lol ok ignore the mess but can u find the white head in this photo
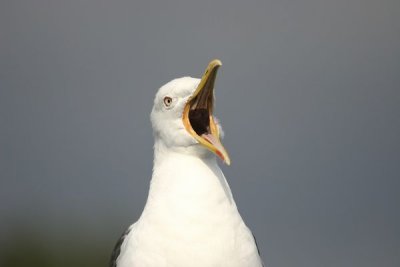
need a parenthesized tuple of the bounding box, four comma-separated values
(150, 60, 230, 165)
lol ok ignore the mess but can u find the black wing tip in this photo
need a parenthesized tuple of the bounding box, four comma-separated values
(109, 227, 131, 267)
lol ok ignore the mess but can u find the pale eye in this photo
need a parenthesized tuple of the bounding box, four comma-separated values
(163, 96, 173, 107)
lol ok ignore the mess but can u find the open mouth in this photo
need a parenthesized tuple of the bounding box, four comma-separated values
(187, 67, 215, 137)
(182, 59, 230, 165)
(189, 108, 210, 136)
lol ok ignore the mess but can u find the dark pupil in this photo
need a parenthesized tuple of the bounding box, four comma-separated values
(189, 109, 209, 135)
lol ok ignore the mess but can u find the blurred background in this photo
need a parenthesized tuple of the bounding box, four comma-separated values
(1, 0, 399, 266)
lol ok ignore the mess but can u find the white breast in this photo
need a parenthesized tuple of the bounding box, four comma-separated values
(116, 152, 263, 267)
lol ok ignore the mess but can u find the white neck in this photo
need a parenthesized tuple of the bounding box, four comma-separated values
(122, 139, 263, 267)
(146, 139, 235, 211)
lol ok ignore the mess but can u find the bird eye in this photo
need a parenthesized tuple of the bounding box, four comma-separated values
(163, 96, 173, 107)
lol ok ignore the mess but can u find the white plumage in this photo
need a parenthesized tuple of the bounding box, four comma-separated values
(111, 61, 263, 267)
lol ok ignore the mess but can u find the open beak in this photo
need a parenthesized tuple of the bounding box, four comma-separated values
(182, 59, 231, 165)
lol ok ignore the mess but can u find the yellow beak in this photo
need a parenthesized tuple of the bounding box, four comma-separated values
(182, 59, 231, 165)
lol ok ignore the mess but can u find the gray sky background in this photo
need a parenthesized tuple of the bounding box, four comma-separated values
(1, 0, 399, 266)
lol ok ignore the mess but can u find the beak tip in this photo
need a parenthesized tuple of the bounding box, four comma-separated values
(215, 150, 230, 166)
(211, 59, 222, 67)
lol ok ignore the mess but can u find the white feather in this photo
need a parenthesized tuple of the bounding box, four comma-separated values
(116, 77, 263, 267)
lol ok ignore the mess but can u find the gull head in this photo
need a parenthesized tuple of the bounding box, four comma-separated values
(150, 59, 230, 165)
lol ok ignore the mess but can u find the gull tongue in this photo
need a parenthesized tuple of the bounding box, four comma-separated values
(201, 133, 229, 164)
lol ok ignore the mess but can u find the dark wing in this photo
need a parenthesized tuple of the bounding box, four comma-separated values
(252, 233, 261, 256)
(109, 227, 132, 267)
(253, 233, 265, 267)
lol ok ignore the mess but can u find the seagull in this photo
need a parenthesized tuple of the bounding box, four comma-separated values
(110, 59, 264, 267)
